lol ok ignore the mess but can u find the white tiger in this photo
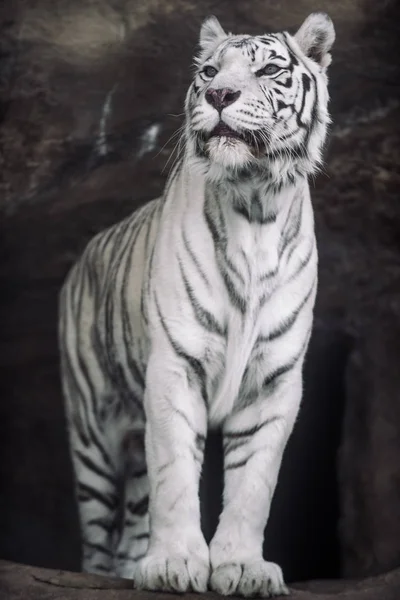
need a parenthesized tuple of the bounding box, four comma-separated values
(59, 12, 335, 597)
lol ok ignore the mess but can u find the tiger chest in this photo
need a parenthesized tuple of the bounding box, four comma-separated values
(200, 309, 283, 409)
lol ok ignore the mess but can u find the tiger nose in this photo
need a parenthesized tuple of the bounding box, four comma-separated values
(205, 88, 241, 112)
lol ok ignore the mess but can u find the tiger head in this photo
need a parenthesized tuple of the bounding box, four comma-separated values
(185, 13, 335, 181)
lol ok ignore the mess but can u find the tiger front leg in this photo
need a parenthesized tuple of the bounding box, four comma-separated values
(133, 352, 209, 593)
(210, 372, 303, 597)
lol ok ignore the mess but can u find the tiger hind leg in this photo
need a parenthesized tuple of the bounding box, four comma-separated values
(69, 418, 121, 576)
(114, 429, 149, 578)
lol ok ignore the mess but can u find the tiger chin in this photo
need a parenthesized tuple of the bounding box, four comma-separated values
(59, 11, 335, 599)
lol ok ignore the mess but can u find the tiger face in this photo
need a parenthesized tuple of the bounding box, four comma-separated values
(185, 13, 335, 176)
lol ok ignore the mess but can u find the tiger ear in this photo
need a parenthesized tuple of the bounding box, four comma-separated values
(294, 12, 335, 68)
(199, 16, 227, 53)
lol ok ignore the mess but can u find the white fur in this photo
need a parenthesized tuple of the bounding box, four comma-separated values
(294, 12, 335, 69)
(59, 12, 334, 597)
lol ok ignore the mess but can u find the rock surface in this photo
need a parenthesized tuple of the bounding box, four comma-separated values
(1, 560, 400, 600)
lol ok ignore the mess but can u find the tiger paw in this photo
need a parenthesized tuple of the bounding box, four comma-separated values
(114, 556, 137, 579)
(210, 560, 289, 597)
(133, 553, 210, 593)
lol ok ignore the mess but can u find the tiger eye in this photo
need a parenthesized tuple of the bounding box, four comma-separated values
(203, 65, 218, 78)
(256, 64, 281, 77)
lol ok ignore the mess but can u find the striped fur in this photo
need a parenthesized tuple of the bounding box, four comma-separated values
(59, 12, 334, 597)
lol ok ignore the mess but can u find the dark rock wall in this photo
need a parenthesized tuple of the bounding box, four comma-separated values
(0, 0, 399, 581)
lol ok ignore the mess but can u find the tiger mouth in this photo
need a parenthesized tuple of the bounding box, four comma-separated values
(201, 122, 261, 149)
(210, 123, 243, 140)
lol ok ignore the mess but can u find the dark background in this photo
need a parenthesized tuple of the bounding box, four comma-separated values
(0, 0, 400, 585)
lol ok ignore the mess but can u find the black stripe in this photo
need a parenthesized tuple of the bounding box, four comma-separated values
(279, 193, 299, 244)
(225, 440, 281, 471)
(116, 552, 146, 561)
(259, 264, 279, 282)
(87, 517, 115, 534)
(75, 276, 100, 417)
(203, 188, 247, 304)
(258, 35, 275, 46)
(120, 213, 151, 393)
(303, 71, 320, 150)
(182, 228, 211, 290)
(63, 287, 93, 434)
(138, 206, 157, 327)
(225, 456, 252, 470)
(83, 541, 113, 557)
(168, 489, 186, 513)
(155, 293, 208, 404)
(129, 467, 147, 478)
(86, 420, 114, 470)
(204, 188, 247, 306)
(141, 245, 155, 325)
(233, 190, 277, 225)
(279, 213, 302, 258)
(257, 279, 316, 344)
(265, 143, 308, 163)
(170, 403, 204, 443)
(284, 37, 299, 66)
(97, 222, 120, 263)
(178, 257, 226, 336)
(225, 254, 246, 285)
(60, 342, 90, 446)
(223, 437, 248, 455)
(124, 519, 140, 527)
(220, 266, 247, 314)
(287, 241, 315, 283)
(90, 324, 140, 416)
(104, 220, 135, 389)
(70, 412, 90, 448)
(240, 249, 252, 282)
(277, 127, 302, 143)
(276, 99, 291, 113)
(76, 450, 117, 486)
(263, 361, 298, 390)
(77, 482, 118, 511)
(127, 496, 149, 517)
(296, 73, 312, 128)
(286, 35, 322, 154)
(204, 191, 226, 247)
(157, 461, 173, 477)
(275, 76, 293, 88)
(132, 532, 149, 540)
(262, 331, 311, 392)
(279, 195, 303, 258)
(224, 416, 282, 440)
(85, 250, 96, 298)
